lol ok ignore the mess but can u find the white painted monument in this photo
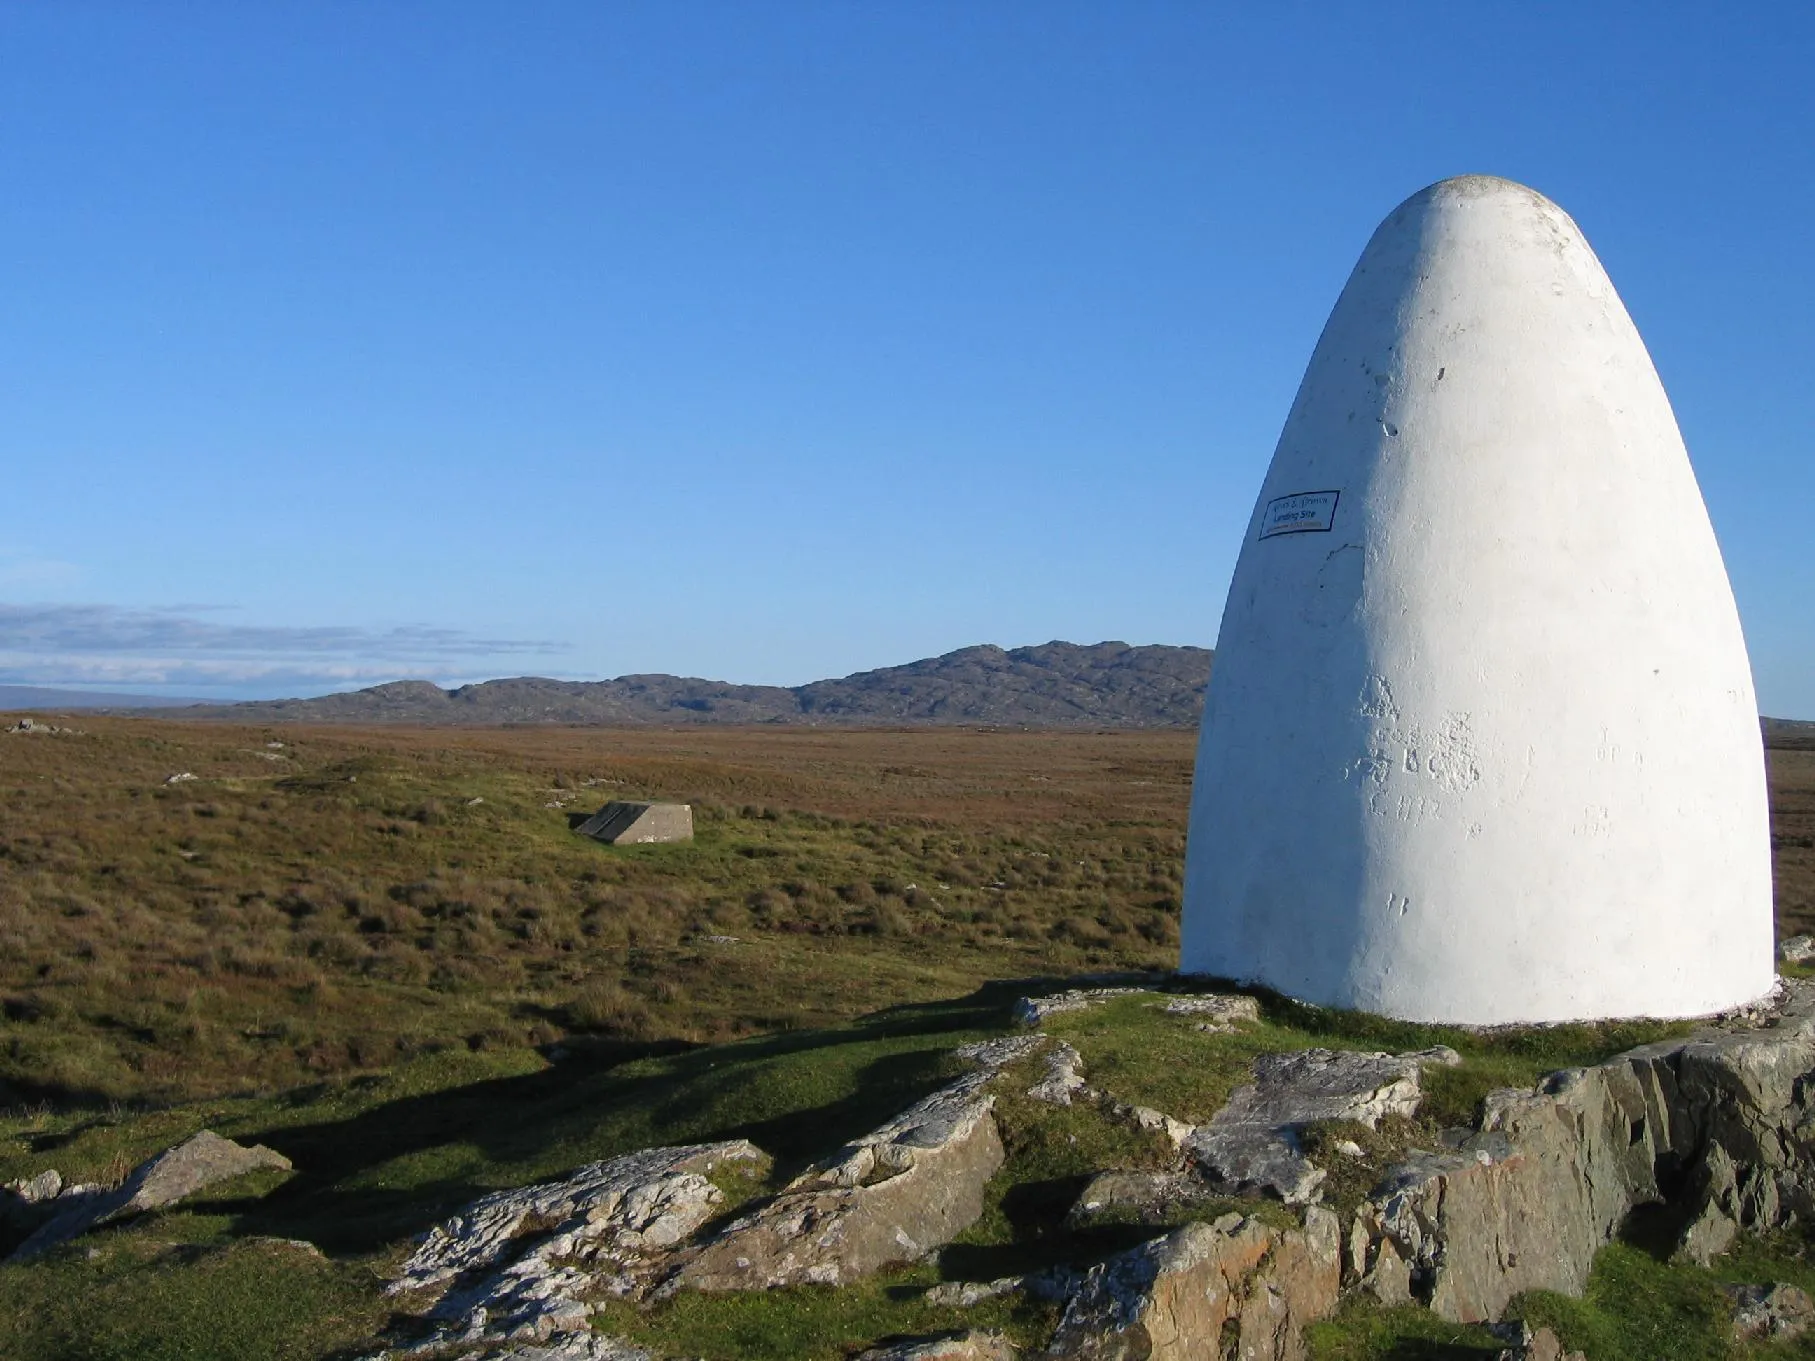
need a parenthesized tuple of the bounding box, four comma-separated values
(1180, 175, 1774, 1024)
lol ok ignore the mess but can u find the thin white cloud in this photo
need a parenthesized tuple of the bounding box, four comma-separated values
(0, 602, 569, 693)
(0, 655, 452, 689)
(0, 603, 564, 660)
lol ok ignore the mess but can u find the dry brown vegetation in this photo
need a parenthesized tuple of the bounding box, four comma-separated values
(0, 719, 1190, 1106)
(1771, 743, 1815, 934)
(1, 714, 1808, 1112)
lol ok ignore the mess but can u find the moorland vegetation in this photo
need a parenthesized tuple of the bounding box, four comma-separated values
(0, 716, 1810, 1360)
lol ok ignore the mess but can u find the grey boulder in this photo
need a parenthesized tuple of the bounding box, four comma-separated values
(10, 1130, 291, 1261)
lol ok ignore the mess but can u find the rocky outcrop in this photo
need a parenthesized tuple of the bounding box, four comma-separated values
(1044, 1208, 1341, 1361)
(359, 977, 1815, 1358)
(662, 1070, 1004, 1293)
(386, 1141, 765, 1349)
(1340, 979, 1815, 1323)
(1183, 1047, 1458, 1204)
(10, 1130, 291, 1261)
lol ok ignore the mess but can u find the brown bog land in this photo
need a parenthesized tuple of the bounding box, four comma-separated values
(0, 716, 1808, 1106)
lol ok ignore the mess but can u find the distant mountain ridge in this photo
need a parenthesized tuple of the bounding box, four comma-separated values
(154, 641, 1217, 728)
(0, 685, 208, 711)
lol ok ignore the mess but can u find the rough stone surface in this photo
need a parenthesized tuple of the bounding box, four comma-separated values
(853, 1331, 1017, 1361)
(952, 1035, 1050, 1070)
(1013, 989, 1154, 1027)
(1338, 979, 1815, 1324)
(1025, 1042, 1088, 1106)
(1160, 994, 1261, 1030)
(6, 1170, 62, 1203)
(1781, 935, 1815, 965)
(10, 1130, 291, 1261)
(925, 1270, 1077, 1308)
(1183, 1048, 1444, 1204)
(1724, 1282, 1815, 1341)
(1064, 1171, 1227, 1230)
(388, 1141, 765, 1347)
(1045, 1208, 1341, 1361)
(663, 1071, 1004, 1293)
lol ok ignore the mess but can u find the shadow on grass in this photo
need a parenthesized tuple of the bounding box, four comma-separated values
(223, 983, 1022, 1253)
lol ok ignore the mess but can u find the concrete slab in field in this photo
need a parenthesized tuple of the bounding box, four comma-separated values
(575, 800, 693, 845)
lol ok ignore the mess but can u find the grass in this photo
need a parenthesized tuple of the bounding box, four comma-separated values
(591, 1270, 1051, 1361)
(0, 719, 1192, 1106)
(0, 963, 1804, 1359)
(0, 718, 1811, 1357)
(0, 967, 1691, 1360)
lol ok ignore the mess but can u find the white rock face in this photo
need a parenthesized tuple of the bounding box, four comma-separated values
(1181, 175, 1773, 1023)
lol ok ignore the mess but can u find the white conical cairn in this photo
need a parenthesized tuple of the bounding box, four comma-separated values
(1180, 175, 1773, 1024)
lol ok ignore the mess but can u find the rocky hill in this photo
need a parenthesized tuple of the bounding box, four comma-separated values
(151, 641, 1216, 728)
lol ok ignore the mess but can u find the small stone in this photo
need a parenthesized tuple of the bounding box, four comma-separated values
(1125, 1104, 1193, 1146)
(1025, 1042, 1088, 1106)
(1781, 935, 1815, 965)
(1725, 1282, 1815, 1340)
(165, 772, 197, 784)
(852, 1331, 1017, 1361)
(924, 1276, 1022, 1307)
(1064, 1171, 1224, 1230)
(10, 1170, 62, 1203)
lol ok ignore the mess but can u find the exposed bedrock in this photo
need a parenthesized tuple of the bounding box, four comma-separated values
(1347, 979, 1815, 1322)
(386, 1141, 767, 1350)
(9, 1130, 292, 1262)
(661, 1068, 1004, 1292)
(363, 980, 1815, 1356)
(1183, 1045, 1459, 1204)
(1045, 1208, 1342, 1361)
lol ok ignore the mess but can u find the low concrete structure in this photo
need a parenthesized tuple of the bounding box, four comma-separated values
(575, 801, 693, 845)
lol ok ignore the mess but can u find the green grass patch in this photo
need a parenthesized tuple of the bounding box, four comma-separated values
(593, 1267, 1054, 1361)
(0, 1233, 388, 1361)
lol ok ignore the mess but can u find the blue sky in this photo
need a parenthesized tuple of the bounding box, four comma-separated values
(3, 3, 1811, 715)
